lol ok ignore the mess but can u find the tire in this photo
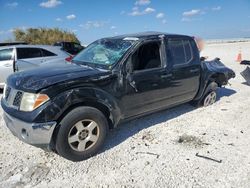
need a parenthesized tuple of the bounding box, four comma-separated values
(202, 90, 217, 107)
(55, 106, 108, 161)
(191, 81, 218, 107)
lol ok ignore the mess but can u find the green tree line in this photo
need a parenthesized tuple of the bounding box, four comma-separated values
(13, 28, 80, 45)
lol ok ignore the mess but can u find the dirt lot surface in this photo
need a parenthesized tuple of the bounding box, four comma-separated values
(0, 42, 250, 188)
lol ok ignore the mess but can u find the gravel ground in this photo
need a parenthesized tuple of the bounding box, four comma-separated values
(0, 42, 250, 188)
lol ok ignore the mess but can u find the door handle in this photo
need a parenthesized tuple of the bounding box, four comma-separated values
(161, 73, 173, 79)
(190, 68, 199, 73)
(129, 81, 138, 92)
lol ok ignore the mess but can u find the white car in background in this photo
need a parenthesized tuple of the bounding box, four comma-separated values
(0, 45, 70, 88)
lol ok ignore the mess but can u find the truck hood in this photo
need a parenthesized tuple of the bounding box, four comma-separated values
(7, 63, 111, 92)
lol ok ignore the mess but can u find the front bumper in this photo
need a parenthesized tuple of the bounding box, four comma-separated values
(3, 112, 57, 149)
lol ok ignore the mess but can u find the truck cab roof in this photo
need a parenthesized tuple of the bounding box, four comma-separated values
(106, 31, 192, 41)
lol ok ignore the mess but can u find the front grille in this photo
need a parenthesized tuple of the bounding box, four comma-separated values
(4, 86, 23, 109)
(13, 91, 23, 107)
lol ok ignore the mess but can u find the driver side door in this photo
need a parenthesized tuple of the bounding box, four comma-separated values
(121, 39, 171, 118)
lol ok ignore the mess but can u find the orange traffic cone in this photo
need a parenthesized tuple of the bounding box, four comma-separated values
(236, 51, 242, 62)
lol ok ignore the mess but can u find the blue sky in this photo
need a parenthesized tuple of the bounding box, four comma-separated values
(0, 0, 250, 44)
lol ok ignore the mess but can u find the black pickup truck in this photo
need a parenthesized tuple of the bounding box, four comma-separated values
(1, 32, 235, 161)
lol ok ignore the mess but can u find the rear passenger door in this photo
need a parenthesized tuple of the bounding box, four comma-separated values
(165, 37, 200, 103)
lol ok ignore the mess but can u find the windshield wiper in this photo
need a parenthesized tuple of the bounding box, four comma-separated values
(71, 60, 108, 71)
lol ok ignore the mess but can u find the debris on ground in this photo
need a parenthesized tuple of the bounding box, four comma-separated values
(135, 151, 160, 159)
(195, 153, 222, 163)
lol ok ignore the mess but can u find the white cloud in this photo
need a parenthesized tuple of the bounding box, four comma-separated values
(162, 19, 167, 24)
(129, 7, 155, 16)
(55, 18, 62, 21)
(80, 21, 108, 29)
(212, 6, 221, 11)
(129, 11, 141, 16)
(135, 0, 151, 6)
(156, 13, 164, 19)
(6, 2, 18, 8)
(66, 14, 76, 20)
(40, 0, 62, 8)
(144, 7, 155, 13)
(183, 9, 201, 17)
(110, 26, 117, 30)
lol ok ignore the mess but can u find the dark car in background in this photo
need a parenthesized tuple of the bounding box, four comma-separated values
(54, 41, 84, 55)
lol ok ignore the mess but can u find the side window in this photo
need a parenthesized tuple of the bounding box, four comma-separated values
(0, 48, 13, 61)
(167, 38, 193, 66)
(41, 49, 57, 57)
(17, 48, 42, 59)
(130, 41, 161, 72)
(183, 40, 192, 63)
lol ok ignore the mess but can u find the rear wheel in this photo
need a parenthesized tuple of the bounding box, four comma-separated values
(203, 91, 217, 107)
(55, 107, 108, 161)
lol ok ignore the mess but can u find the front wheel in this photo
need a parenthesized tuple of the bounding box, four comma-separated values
(55, 107, 108, 161)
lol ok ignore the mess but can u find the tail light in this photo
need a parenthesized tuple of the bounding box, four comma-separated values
(65, 55, 74, 62)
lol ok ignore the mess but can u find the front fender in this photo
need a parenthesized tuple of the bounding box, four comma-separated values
(34, 87, 122, 126)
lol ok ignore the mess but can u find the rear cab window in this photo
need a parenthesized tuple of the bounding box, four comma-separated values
(17, 48, 43, 59)
(166, 37, 194, 66)
(0, 48, 14, 61)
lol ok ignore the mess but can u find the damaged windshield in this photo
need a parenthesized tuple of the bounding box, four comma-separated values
(72, 39, 135, 69)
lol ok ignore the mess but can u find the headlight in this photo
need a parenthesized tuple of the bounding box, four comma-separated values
(20, 93, 49, 112)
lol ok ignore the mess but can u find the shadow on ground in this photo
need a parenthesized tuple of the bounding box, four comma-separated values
(102, 87, 236, 153)
(216, 87, 236, 100)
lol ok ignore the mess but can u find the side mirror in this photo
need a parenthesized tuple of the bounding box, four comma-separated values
(125, 61, 138, 92)
(125, 56, 133, 75)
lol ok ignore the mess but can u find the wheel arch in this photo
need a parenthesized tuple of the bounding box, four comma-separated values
(209, 73, 227, 87)
(57, 101, 115, 129)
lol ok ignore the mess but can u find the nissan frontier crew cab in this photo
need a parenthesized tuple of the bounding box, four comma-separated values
(1, 32, 235, 161)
